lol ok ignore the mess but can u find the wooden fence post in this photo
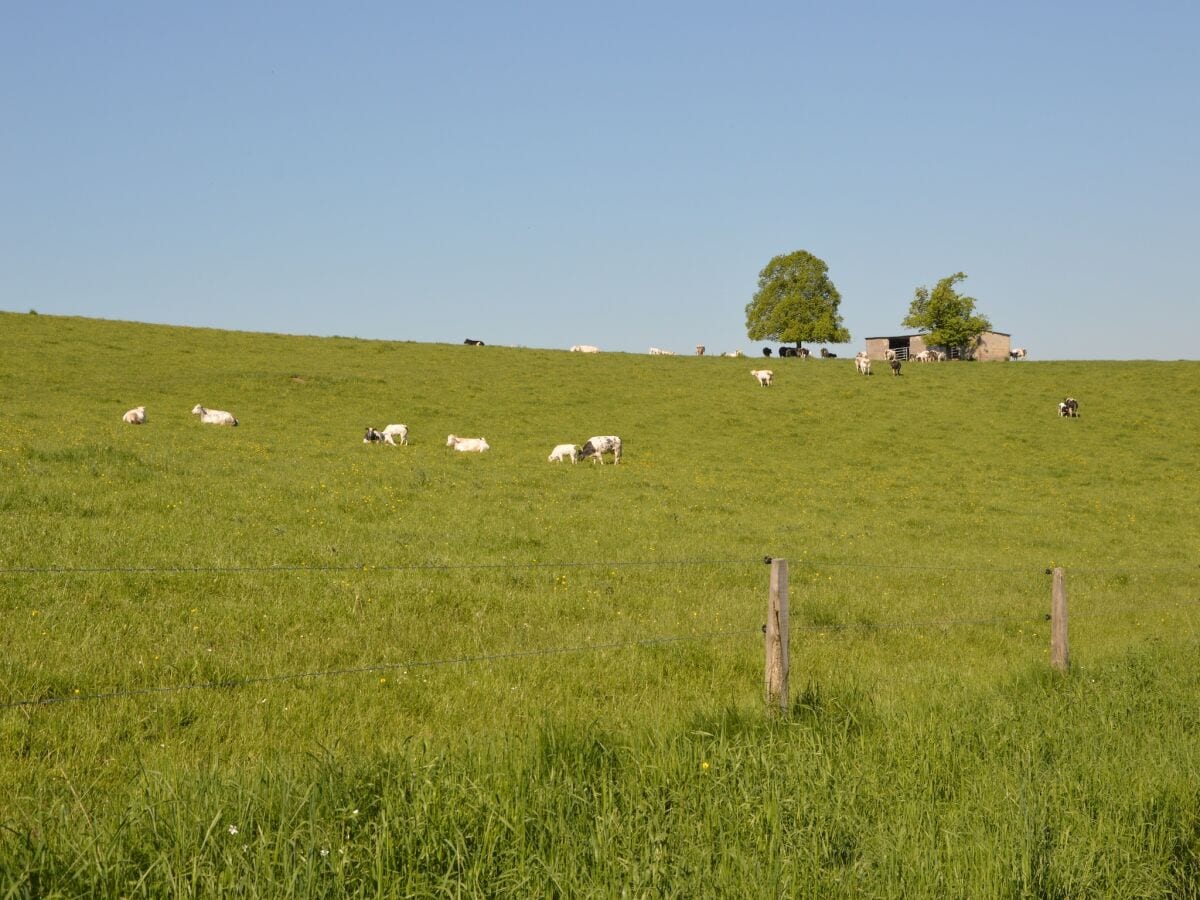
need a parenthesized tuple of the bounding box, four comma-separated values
(1050, 566, 1069, 672)
(765, 558, 789, 715)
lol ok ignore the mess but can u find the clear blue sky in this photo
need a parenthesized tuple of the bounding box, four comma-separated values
(4, 2, 1198, 359)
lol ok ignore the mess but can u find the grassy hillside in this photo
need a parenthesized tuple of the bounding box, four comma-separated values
(1, 311, 1198, 896)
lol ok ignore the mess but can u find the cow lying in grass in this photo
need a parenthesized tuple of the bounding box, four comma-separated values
(447, 434, 490, 452)
(192, 405, 238, 426)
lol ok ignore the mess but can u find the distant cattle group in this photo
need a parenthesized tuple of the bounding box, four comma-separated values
(118, 336, 1047, 474)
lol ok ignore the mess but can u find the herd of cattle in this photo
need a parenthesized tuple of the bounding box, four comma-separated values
(118, 344, 1070, 463)
(120, 402, 627, 463)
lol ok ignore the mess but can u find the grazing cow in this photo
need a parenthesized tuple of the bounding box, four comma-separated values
(778, 346, 796, 358)
(191, 405, 238, 426)
(382, 424, 409, 445)
(750, 369, 774, 387)
(820, 348, 838, 358)
(649, 347, 675, 355)
(913, 350, 934, 363)
(854, 353, 872, 376)
(1058, 397, 1079, 418)
(1011, 348, 1028, 360)
(447, 434, 490, 452)
(722, 350, 744, 358)
(884, 349, 898, 361)
(548, 443, 580, 463)
(890, 359, 902, 376)
(695, 345, 706, 356)
(122, 406, 146, 424)
(571, 344, 600, 353)
(579, 435, 622, 465)
(463, 338, 485, 346)
(364, 426, 386, 443)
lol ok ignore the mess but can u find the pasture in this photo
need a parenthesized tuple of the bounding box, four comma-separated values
(1, 311, 1198, 896)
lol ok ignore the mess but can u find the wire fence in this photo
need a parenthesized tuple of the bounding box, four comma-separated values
(2, 556, 1197, 576)
(2, 556, 1197, 711)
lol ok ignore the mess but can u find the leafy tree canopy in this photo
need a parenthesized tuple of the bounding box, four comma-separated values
(745, 250, 850, 346)
(902, 272, 992, 355)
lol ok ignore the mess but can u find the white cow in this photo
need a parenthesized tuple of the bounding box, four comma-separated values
(884, 348, 898, 361)
(695, 345, 706, 356)
(381, 424, 408, 445)
(548, 443, 580, 463)
(648, 347, 675, 356)
(447, 434, 490, 452)
(913, 350, 934, 363)
(934, 351, 947, 362)
(192, 405, 238, 426)
(854, 354, 872, 376)
(722, 350, 744, 358)
(579, 435, 621, 464)
(750, 369, 774, 387)
(571, 345, 600, 353)
(1011, 348, 1028, 360)
(122, 406, 146, 424)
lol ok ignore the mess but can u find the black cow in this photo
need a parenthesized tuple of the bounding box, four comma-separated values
(463, 338, 485, 346)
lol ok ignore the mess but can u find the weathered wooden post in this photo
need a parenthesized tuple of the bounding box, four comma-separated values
(765, 557, 789, 715)
(1050, 566, 1069, 672)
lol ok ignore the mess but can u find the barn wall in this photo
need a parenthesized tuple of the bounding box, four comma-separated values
(864, 338, 891, 360)
(975, 331, 1012, 361)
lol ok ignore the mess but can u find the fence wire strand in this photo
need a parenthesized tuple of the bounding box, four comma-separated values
(1, 627, 761, 711)
(2, 558, 1193, 577)
(0, 558, 760, 576)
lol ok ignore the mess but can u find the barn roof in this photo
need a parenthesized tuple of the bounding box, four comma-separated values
(864, 330, 1010, 340)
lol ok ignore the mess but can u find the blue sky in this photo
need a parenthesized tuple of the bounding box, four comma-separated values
(3, 2, 1197, 358)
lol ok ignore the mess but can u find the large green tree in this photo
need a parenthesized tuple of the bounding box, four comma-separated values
(745, 250, 850, 348)
(902, 272, 992, 357)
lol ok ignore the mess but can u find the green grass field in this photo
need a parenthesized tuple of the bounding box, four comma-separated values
(2, 311, 1198, 896)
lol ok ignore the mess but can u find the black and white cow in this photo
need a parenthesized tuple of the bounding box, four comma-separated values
(579, 435, 622, 465)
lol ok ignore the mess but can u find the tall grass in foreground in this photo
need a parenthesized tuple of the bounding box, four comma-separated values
(1, 312, 1198, 895)
(3, 646, 1198, 896)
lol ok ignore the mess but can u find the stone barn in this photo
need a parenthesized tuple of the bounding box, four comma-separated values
(864, 331, 1012, 361)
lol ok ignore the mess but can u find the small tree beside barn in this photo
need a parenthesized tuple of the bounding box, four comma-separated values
(902, 272, 992, 358)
